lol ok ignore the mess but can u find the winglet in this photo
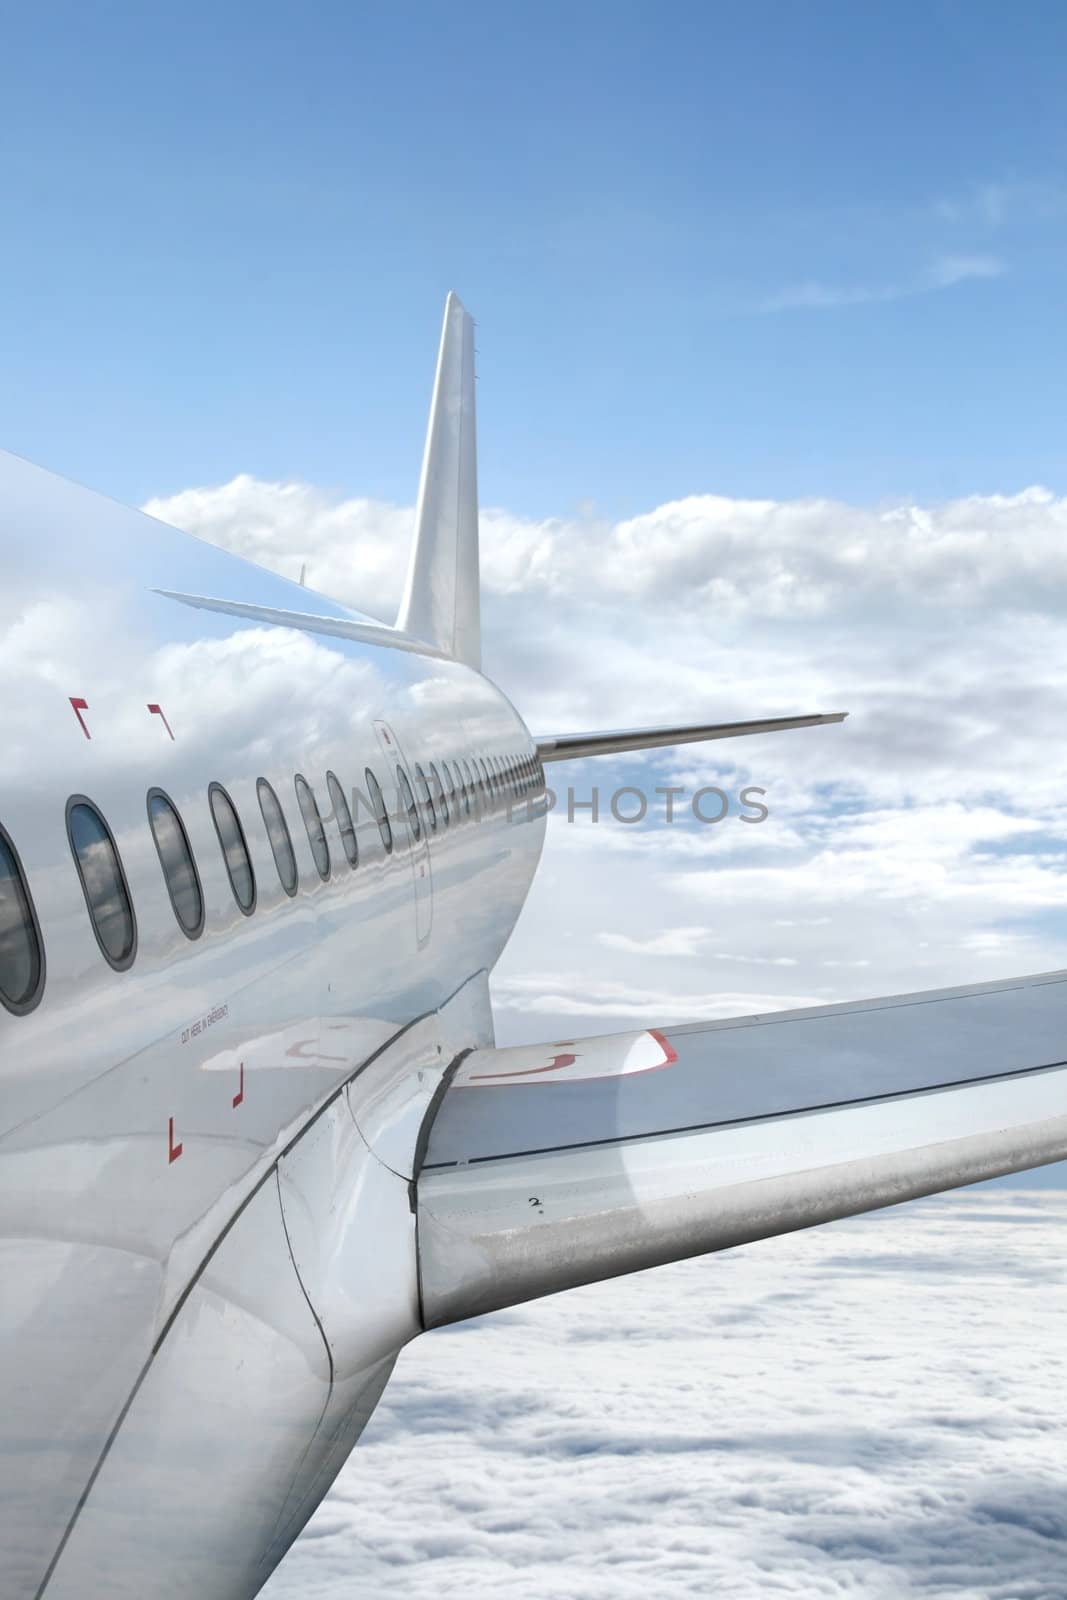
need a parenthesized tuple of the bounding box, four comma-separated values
(396, 292, 481, 669)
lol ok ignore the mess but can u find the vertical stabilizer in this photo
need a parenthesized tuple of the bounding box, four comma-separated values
(396, 292, 481, 669)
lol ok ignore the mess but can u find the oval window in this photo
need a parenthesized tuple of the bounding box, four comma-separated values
(147, 789, 204, 938)
(294, 775, 330, 881)
(397, 765, 421, 842)
(67, 797, 137, 969)
(434, 762, 452, 827)
(327, 771, 358, 868)
(414, 763, 437, 831)
(462, 759, 477, 814)
(0, 823, 44, 1013)
(258, 778, 298, 895)
(453, 760, 469, 816)
(208, 784, 256, 914)
(365, 768, 393, 855)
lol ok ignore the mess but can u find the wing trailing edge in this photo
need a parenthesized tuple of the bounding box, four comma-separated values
(535, 711, 847, 763)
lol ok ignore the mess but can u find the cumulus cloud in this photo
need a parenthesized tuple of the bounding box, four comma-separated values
(143, 472, 1067, 1038)
(261, 1190, 1067, 1599)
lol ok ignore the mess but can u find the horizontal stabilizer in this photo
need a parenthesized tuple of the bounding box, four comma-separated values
(155, 590, 450, 657)
(535, 710, 847, 763)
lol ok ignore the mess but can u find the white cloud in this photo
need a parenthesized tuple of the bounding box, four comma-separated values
(597, 927, 710, 957)
(261, 1190, 1067, 1599)
(927, 253, 1004, 288)
(144, 472, 1067, 1038)
(933, 179, 1067, 229)
(760, 254, 1004, 313)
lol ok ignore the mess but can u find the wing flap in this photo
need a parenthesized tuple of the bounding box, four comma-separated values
(415, 973, 1067, 1327)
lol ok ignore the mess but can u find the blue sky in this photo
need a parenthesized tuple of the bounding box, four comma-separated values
(3, 1, 1067, 518)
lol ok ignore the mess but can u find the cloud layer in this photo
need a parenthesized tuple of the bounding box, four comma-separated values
(261, 1190, 1067, 1599)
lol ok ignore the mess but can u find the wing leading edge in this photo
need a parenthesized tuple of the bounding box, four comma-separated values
(415, 972, 1067, 1327)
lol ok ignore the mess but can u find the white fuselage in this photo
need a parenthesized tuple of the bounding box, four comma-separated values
(0, 448, 546, 1596)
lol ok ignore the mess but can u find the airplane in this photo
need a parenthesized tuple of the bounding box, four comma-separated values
(2, 292, 1065, 1600)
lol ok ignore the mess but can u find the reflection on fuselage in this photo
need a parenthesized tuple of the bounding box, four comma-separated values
(3, 750, 546, 1014)
(0, 445, 547, 1597)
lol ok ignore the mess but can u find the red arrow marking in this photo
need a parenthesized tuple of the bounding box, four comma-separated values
(69, 697, 91, 739)
(470, 1051, 577, 1082)
(147, 703, 175, 740)
(232, 1061, 244, 1109)
(168, 1117, 183, 1163)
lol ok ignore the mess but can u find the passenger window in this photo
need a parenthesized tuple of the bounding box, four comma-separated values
(462, 759, 476, 813)
(327, 771, 359, 868)
(397, 765, 421, 841)
(0, 823, 44, 1013)
(68, 797, 138, 968)
(209, 784, 256, 913)
(453, 760, 469, 815)
(147, 789, 204, 938)
(414, 763, 437, 831)
(258, 778, 298, 895)
(436, 762, 453, 826)
(479, 758, 492, 805)
(294, 775, 330, 880)
(365, 768, 393, 854)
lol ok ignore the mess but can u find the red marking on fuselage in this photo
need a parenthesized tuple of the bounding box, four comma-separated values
(147, 702, 175, 740)
(232, 1061, 245, 1109)
(168, 1117, 183, 1164)
(69, 697, 91, 739)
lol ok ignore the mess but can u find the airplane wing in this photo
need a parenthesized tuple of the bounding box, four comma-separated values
(414, 971, 1067, 1327)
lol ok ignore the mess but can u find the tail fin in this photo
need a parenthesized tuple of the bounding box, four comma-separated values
(396, 292, 481, 669)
